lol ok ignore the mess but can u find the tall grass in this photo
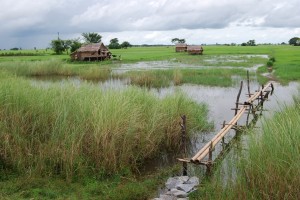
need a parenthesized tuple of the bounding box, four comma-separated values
(191, 96, 300, 199)
(0, 60, 113, 81)
(235, 102, 300, 199)
(122, 68, 250, 88)
(0, 73, 211, 180)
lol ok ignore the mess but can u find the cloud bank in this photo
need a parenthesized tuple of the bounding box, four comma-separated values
(0, 0, 299, 48)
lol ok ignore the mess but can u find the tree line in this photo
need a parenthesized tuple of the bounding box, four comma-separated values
(50, 32, 132, 54)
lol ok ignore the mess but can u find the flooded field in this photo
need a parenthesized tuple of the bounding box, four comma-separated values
(114, 54, 268, 73)
(30, 65, 299, 177)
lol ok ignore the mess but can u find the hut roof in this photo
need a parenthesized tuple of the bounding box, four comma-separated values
(187, 45, 203, 51)
(76, 43, 107, 52)
(175, 43, 187, 47)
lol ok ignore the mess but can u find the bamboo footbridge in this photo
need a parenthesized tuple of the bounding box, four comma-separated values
(178, 81, 274, 171)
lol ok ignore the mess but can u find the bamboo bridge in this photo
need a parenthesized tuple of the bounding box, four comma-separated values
(178, 80, 274, 174)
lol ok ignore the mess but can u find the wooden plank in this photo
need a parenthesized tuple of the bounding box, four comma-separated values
(177, 158, 191, 163)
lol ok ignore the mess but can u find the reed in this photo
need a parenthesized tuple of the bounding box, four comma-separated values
(173, 68, 183, 85)
(234, 102, 300, 199)
(124, 70, 172, 88)
(0, 73, 211, 180)
(79, 66, 112, 81)
(0, 60, 113, 81)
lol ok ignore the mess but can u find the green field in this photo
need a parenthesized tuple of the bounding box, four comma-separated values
(0, 45, 299, 199)
(1, 45, 300, 85)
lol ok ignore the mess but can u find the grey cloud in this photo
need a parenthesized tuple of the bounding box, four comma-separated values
(70, 0, 244, 31)
(1, 0, 300, 49)
(263, 1, 300, 28)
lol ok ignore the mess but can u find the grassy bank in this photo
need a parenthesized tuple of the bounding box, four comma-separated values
(0, 164, 180, 200)
(190, 96, 300, 200)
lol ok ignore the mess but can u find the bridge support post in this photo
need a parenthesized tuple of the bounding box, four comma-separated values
(235, 81, 243, 116)
(247, 70, 251, 97)
(180, 115, 187, 176)
(206, 142, 214, 176)
(222, 121, 226, 150)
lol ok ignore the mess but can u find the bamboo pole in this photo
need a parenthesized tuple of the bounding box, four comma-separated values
(180, 115, 188, 176)
(247, 70, 251, 97)
(235, 81, 243, 116)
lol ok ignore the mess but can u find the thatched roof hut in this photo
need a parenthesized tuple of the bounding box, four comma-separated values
(175, 43, 187, 52)
(187, 45, 203, 55)
(70, 43, 111, 61)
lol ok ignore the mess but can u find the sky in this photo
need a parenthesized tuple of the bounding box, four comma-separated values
(1, 0, 300, 49)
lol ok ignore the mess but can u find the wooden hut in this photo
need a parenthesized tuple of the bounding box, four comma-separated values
(70, 43, 111, 61)
(187, 45, 203, 55)
(175, 43, 187, 52)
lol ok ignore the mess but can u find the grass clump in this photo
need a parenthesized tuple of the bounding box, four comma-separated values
(122, 70, 173, 88)
(0, 73, 211, 180)
(122, 68, 251, 88)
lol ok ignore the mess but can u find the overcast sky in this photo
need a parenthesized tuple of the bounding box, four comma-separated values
(1, 0, 300, 49)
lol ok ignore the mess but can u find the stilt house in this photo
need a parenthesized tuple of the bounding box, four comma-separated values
(175, 43, 188, 52)
(187, 45, 204, 55)
(71, 43, 111, 61)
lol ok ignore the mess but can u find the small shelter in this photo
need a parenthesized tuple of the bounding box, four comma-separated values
(70, 43, 111, 61)
(187, 45, 203, 55)
(175, 43, 187, 52)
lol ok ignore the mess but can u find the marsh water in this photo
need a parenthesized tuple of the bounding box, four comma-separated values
(114, 55, 268, 74)
(30, 60, 299, 178)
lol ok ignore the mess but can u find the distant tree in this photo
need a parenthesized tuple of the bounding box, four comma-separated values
(10, 47, 19, 50)
(247, 40, 256, 46)
(120, 41, 131, 49)
(288, 37, 300, 46)
(108, 38, 121, 49)
(50, 39, 65, 54)
(63, 40, 72, 54)
(178, 39, 186, 43)
(171, 38, 186, 44)
(241, 40, 256, 46)
(82, 32, 102, 43)
(70, 38, 82, 53)
(171, 38, 180, 43)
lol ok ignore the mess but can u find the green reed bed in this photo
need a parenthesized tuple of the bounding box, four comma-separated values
(0, 73, 211, 180)
(120, 70, 174, 88)
(0, 60, 113, 81)
(191, 97, 300, 200)
(122, 68, 252, 88)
